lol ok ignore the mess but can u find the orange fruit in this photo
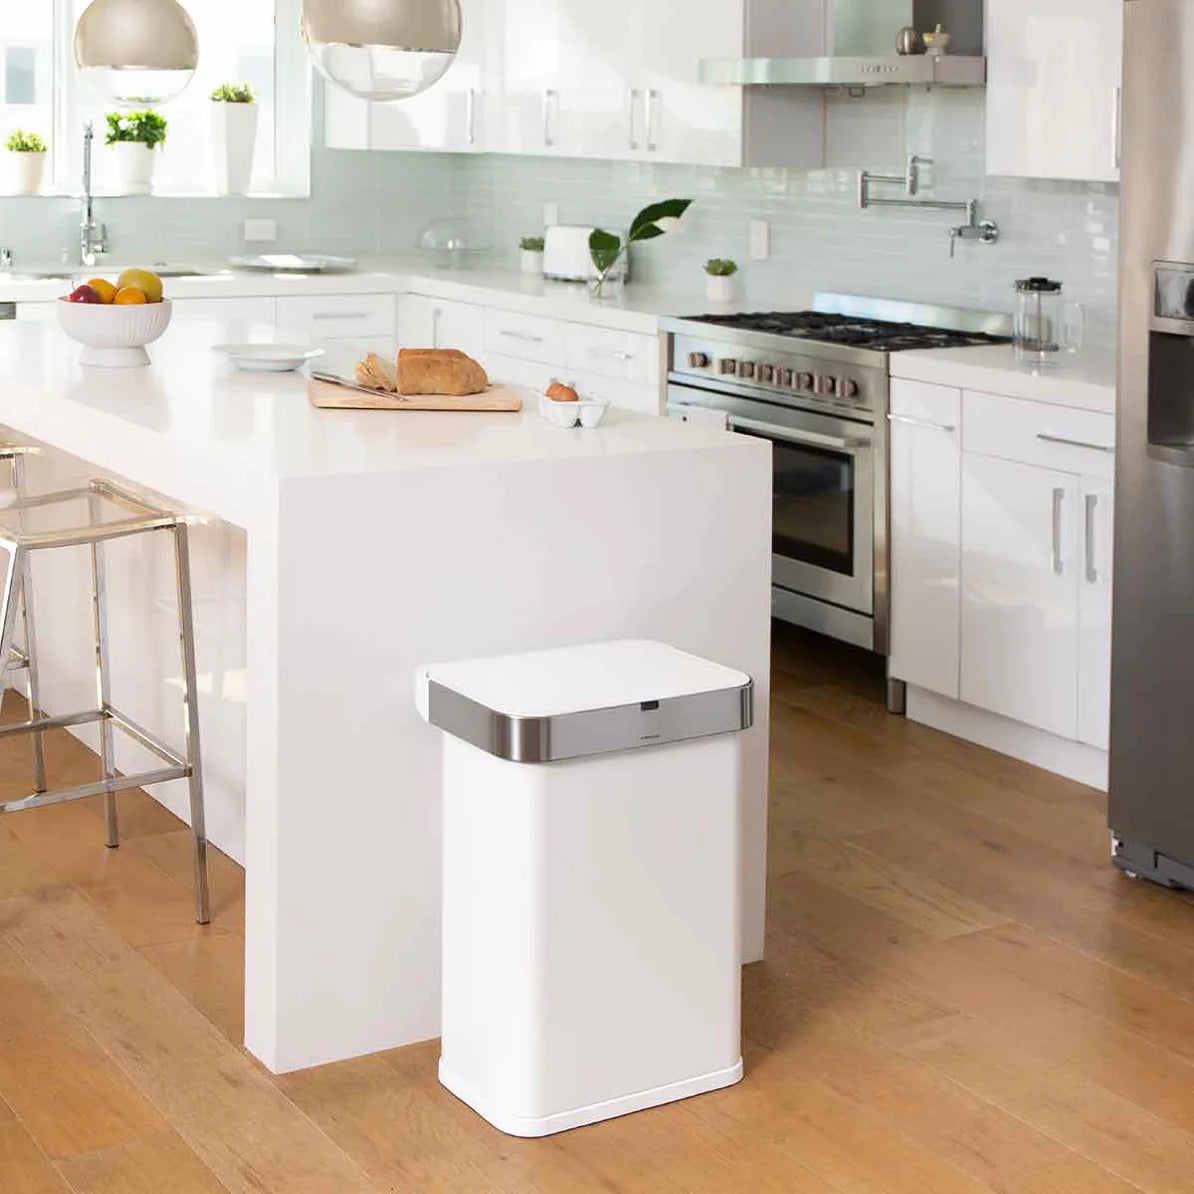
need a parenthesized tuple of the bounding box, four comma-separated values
(87, 278, 117, 304)
(113, 287, 147, 305)
(116, 268, 163, 303)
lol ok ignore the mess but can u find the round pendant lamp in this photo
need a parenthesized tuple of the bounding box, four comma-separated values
(302, 0, 462, 102)
(74, 0, 198, 106)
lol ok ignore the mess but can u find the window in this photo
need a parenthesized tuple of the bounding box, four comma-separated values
(0, 0, 309, 196)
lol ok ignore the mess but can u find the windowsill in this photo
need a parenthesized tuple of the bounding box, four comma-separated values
(1, 188, 312, 201)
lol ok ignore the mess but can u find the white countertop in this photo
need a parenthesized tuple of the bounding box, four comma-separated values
(0, 319, 742, 530)
(891, 343, 1117, 413)
(0, 259, 724, 336)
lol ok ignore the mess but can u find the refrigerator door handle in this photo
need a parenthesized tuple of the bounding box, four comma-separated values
(1085, 493, 1099, 585)
(1052, 487, 1065, 576)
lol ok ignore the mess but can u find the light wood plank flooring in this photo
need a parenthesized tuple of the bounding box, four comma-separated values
(3, 623, 1194, 1193)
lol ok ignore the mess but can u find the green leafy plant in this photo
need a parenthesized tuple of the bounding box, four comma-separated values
(704, 258, 738, 277)
(589, 199, 692, 296)
(5, 130, 45, 153)
(211, 82, 256, 103)
(105, 111, 168, 149)
(520, 236, 545, 252)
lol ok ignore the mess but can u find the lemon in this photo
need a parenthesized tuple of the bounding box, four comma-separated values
(87, 278, 117, 304)
(116, 269, 163, 303)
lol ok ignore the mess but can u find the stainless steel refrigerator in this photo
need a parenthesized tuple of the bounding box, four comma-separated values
(1111, 0, 1194, 888)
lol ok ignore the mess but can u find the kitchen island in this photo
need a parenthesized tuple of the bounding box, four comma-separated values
(0, 319, 772, 1074)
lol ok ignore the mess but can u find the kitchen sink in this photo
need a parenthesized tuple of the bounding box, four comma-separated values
(0, 265, 229, 281)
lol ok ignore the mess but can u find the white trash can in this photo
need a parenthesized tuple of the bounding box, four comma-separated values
(416, 639, 752, 1138)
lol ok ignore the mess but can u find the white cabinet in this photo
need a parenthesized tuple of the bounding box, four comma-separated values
(171, 297, 277, 340)
(324, 0, 496, 153)
(398, 294, 487, 360)
(275, 294, 397, 344)
(888, 379, 962, 700)
(960, 455, 1081, 740)
(890, 383, 1116, 755)
(986, 0, 1123, 182)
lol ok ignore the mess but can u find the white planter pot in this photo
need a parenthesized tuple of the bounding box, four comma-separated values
(520, 249, 544, 276)
(3, 151, 46, 196)
(211, 102, 258, 196)
(108, 141, 157, 195)
(705, 274, 736, 303)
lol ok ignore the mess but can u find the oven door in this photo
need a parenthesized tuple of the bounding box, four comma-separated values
(668, 384, 876, 617)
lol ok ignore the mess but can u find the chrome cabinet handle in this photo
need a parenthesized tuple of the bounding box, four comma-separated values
(1037, 432, 1114, 453)
(313, 311, 370, 321)
(645, 89, 660, 152)
(629, 90, 640, 150)
(887, 412, 957, 434)
(1052, 487, 1065, 576)
(1113, 85, 1122, 172)
(543, 89, 557, 147)
(728, 414, 869, 452)
(467, 89, 477, 146)
(594, 348, 634, 361)
(500, 329, 545, 344)
(1085, 493, 1099, 584)
(431, 307, 442, 349)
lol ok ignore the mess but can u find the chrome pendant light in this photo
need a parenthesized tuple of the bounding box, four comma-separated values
(74, 0, 198, 106)
(302, 0, 462, 102)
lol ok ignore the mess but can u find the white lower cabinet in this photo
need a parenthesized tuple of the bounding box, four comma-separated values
(398, 294, 487, 360)
(890, 381, 1116, 758)
(275, 294, 398, 344)
(171, 296, 277, 339)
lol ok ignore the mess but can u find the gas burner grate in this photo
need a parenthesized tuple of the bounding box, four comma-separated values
(692, 310, 1011, 351)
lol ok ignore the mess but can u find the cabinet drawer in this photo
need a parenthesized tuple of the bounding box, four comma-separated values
(890, 378, 961, 429)
(963, 390, 1115, 479)
(564, 325, 660, 385)
(484, 310, 565, 365)
(276, 294, 397, 341)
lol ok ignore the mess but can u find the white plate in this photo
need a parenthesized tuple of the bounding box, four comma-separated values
(228, 254, 358, 274)
(214, 344, 326, 373)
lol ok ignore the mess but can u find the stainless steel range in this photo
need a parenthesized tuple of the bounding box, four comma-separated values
(663, 294, 1011, 668)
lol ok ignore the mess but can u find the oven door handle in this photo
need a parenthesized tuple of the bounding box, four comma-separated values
(727, 414, 870, 452)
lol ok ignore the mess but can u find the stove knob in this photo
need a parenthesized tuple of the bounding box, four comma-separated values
(777, 368, 793, 388)
(792, 372, 812, 391)
(719, 358, 739, 375)
(737, 360, 756, 380)
(758, 364, 774, 384)
(687, 351, 711, 370)
(815, 375, 837, 396)
(837, 378, 860, 400)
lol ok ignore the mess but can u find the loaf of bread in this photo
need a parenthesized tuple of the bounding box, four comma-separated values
(354, 352, 397, 392)
(397, 348, 489, 396)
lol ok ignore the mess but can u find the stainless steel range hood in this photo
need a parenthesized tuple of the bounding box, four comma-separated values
(702, 0, 986, 88)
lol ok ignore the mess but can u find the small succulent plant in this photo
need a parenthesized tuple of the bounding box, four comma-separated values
(211, 82, 256, 103)
(5, 130, 46, 153)
(704, 258, 739, 277)
(520, 236, 545, 252)
(105, 111, 168, 148)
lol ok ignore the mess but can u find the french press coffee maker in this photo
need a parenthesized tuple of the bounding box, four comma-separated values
(1013, 277, 1085, 366)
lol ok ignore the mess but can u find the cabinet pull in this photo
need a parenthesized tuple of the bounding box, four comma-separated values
(500, 329, 545, 344)
(596, 348, 634, 361)
(645, 89, 660, 152)
(313, 311, 369, 321)
(543, 89, 557, 148)
(467, 89, 477, 146)
(887, 412, 956, 433)
(1085, 493, 1099, 585)
(1113, 85, 1122, 172)
(629, 90, 640, 151)
(1036, 432, 1114, 453)
(431, 307, 442, 349)
(1052, 487, 1065, 576)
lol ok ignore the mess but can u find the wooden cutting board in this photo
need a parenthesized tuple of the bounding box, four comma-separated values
(308, 375, 523, 412)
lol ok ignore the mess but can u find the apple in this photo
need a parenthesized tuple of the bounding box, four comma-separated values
(68, 285, 103, 304)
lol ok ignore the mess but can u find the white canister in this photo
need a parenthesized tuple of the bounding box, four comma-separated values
(211, 101, 259, 196)
(705, 274, 736, 304)
(108, 142, 157, 195)
(3, 151, 45, 196)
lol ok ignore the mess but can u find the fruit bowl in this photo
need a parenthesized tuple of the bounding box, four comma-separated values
(56, 297, 173, 367)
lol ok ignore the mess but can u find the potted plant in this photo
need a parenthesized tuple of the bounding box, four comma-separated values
(210, 82, 258, 196)
(588, 199, 692, 301)
(520, 236, 545, 276)
(3, 130, 47, 196)
(105, 111, 167, 195)
(704, 258, 739, 303)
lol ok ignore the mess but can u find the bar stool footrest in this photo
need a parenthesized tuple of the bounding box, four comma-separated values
(1, 765, 190, 815)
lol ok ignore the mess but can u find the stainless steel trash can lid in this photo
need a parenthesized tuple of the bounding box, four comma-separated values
(416, 640, 753, 764)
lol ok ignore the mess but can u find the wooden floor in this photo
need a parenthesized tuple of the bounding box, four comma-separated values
(3, 624, 1194, 1193)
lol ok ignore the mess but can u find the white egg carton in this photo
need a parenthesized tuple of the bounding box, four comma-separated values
(539, 385, 611, 429)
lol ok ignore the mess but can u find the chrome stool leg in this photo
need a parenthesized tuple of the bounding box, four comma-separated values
(172, 520, 210, 925)
(88, 487, 118, 848)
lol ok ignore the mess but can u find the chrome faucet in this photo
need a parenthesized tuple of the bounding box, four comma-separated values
(947, 203, 1000, 258)
(80, 121, 108, 267)
(0, 248, 12, 271)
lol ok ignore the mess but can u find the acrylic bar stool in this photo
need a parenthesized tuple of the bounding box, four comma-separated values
(0, 460, 210, 924)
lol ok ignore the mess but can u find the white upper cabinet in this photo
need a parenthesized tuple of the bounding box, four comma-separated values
(986, 0, 1124, 182)
(325, 0, 497, 153)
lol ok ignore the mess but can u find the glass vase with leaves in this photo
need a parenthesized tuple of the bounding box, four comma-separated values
(588, 199, 692, 301)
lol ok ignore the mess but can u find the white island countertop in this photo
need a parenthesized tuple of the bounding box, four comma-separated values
(891, 343, 1118, 414)
(0, 315, 773, 1077)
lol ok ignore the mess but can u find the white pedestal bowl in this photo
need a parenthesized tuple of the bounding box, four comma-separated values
(57, 298, 173, 367)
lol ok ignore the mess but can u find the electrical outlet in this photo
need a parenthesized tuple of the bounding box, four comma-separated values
(543, 202, 559, 228)
(243, 218, 277, 244)
(749, 220, 770, 261)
